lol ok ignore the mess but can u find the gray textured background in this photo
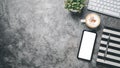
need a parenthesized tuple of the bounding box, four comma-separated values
(0, 0, 120, 68)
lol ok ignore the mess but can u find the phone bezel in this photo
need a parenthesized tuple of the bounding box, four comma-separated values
(77, 30, 97, 61)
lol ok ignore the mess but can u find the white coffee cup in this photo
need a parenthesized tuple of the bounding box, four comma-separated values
(81, 13, 101, 28)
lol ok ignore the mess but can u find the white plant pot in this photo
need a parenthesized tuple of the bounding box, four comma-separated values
(69, 9, 78, 13)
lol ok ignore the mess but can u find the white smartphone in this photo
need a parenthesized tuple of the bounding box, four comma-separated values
(77, 30, 97, 61)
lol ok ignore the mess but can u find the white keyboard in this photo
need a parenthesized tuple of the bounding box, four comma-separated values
(88, 0, 120, 18)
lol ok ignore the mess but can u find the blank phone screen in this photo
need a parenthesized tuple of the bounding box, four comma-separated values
(78, 31, 96, 61)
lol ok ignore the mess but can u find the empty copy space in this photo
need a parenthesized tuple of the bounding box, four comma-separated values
(78, 31, 96, 60)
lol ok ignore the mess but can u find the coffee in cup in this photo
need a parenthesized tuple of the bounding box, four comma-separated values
(81, 13, 101, 28)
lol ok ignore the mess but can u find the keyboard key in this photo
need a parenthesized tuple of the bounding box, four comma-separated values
(103, 9, 119, 17)
(88, 0, 120, 18)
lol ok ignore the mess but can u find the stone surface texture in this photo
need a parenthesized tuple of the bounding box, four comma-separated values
(0, 0, 120, 68)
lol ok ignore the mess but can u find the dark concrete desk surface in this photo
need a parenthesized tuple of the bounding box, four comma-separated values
(0, 0, 120, 68)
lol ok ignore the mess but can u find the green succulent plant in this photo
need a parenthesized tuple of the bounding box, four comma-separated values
(65, 0, 85, 13)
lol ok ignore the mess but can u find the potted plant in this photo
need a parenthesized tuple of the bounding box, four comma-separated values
(64, 0, 85, 13)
